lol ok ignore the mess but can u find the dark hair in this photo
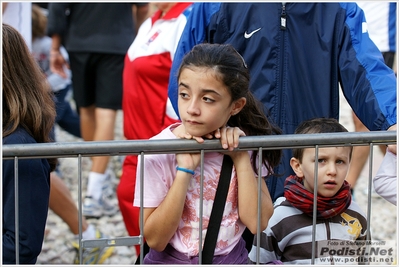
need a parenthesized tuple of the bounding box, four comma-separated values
(32, 4, 48, 40)
(293, 117, 352, 162)
(177, 43, 282, 175)
(2, 23, 57, 171)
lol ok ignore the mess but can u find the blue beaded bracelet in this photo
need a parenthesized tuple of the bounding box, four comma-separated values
(176, 166, 195, 175)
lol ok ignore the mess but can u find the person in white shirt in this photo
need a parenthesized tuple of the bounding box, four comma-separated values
(373, 150, 397, 205)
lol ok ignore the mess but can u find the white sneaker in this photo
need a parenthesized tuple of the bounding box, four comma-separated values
(82, 196, 118, 218)
(102, 169, 116, 198)
(83, 169, 118, 218)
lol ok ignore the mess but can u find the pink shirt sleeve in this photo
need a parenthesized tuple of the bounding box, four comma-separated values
(133, 124, 179, 208)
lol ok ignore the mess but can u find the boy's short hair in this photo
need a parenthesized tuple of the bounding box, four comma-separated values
(293, 117, 352, 161)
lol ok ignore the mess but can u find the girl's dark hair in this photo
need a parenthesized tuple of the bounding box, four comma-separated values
(2, 23, 57, 171)
(177, 43, 282, 175)
(293, 117, 352, 162)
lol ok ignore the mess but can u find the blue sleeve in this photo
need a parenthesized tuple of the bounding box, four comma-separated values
(2, 134, 51, 264)
(388, 3, 396, 52)
(339, 3, 396, 130)
(168, 2, 221, 117)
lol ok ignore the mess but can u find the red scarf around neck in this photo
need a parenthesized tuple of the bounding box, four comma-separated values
(284, 175, 352, 219)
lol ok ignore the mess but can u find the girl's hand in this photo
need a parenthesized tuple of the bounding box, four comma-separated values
(210, 126, 247, 159)
(177, 131, 213, 144)
(216, 126, 246, 151)
(174, 125, 246, 167)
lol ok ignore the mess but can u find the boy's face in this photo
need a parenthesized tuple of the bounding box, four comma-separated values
(290, 146, 352, 197)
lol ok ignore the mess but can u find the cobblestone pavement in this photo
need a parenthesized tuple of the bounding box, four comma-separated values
(36, 95, 397, 264)
(37, 111, 138, 265)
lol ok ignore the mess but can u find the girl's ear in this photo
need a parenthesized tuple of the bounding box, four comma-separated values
(231, 97, 246, 116)
(290, 157, 304, 178)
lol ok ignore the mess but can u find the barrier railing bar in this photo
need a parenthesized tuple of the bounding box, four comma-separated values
(82, 236, 141, 248)
(3, 132, 396, 159)
(139, 152, 145, 265)
(366, 144, 374, 242)
(255, 147, 264, 264)
(3, 131, 396, 264)
(77, 155, 84, 263)
(311, 145, 320, 264)
(198, 150, 205, 264)
(14, 157, 19, 265)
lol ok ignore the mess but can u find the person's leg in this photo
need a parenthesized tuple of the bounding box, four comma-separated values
(68, 52, 95, 141)
(81, 53, 121, 172)
(49, 172, 115, 263)
(80, 105, 118, 217)
(90, 107, 117, 174)
(74, 85, 114, 209)
(66, 53, 115, 263)
(49, 172, 88, 235)
(82, 53, 123, 217)
(345, 112, 370, 189)
(79, 105, 96, 141)
(84, 107, 116, 199)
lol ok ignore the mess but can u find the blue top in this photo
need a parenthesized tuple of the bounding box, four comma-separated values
(2, 126, 51, 264)
(168, 2, 397, 201)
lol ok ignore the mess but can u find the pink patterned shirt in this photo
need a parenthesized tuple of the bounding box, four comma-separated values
(134, 123, 268, 257)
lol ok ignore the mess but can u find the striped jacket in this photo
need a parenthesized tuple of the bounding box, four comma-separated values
(248, 197, 368, 265)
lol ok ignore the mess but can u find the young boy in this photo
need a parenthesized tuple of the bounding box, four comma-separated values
(248, 118, 368, 264)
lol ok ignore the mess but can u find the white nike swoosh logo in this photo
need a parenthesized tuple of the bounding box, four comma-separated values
(244, 28, 262, 39)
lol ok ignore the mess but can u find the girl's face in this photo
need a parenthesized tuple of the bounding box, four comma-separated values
(177, 66, 242, 137)
(290, 146, 351, 197)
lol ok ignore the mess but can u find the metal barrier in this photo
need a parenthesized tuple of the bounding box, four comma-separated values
(2, 131, 396, 264)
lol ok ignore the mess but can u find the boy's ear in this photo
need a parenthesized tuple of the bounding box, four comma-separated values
(231, 97, 246, 116)
(290, 157, 304, 178)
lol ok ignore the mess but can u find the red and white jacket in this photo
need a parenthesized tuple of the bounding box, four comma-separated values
(122, 3, 192, 140)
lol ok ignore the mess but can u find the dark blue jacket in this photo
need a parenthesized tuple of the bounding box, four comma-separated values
(168, 2, 397, 201)
(2, 127, 51, 264)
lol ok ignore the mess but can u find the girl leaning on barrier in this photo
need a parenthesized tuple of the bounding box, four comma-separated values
(133, 43, 282, 264)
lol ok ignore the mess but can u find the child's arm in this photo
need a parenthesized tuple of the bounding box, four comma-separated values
(231, 152, 274, 233)
(142, 168, 192, 252)
(217, 126, 274, 233)
(143, 125, 202, 251)
(373, 150, 397, 205)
